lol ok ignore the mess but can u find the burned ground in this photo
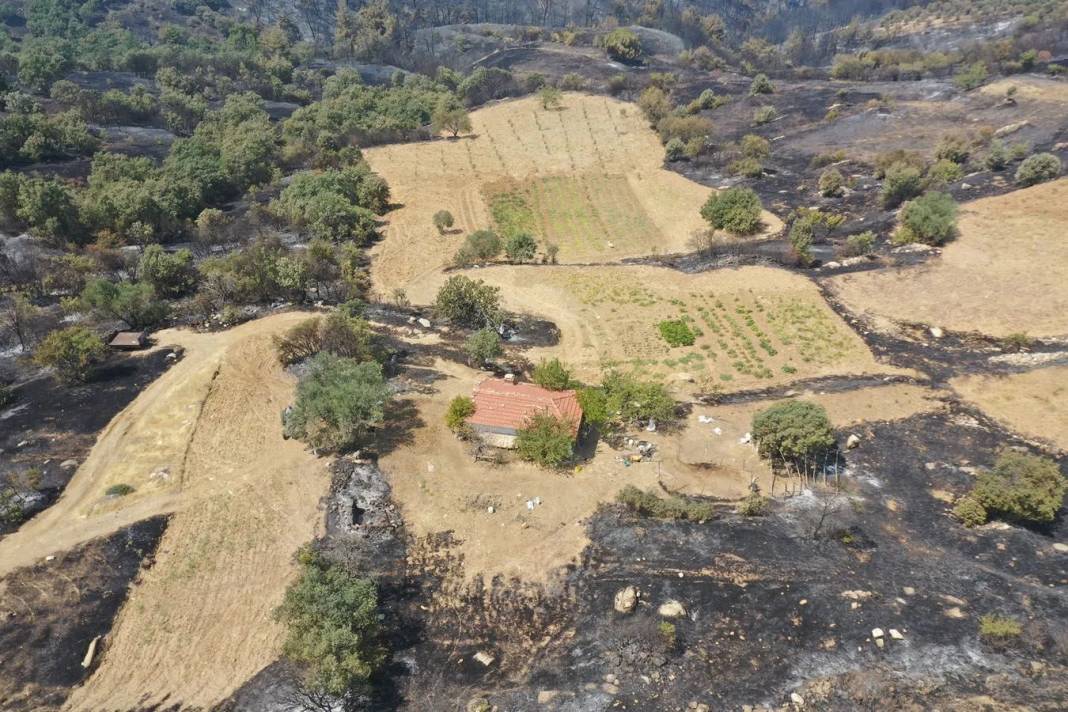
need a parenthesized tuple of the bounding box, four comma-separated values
(0, 515, 168, 712)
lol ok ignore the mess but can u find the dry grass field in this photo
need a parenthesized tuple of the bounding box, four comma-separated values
(826, 179, 1068, 338)
(0, 313, 330, 711)
(364, 92, 782, 296)
(951, 365, 1068, 451)
(445, 264, 906, 390)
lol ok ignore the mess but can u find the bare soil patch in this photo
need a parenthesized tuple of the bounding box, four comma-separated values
(364, 93, 781, 297)
(826, 179, 1068, 338)
(951, 365, 1068, 451)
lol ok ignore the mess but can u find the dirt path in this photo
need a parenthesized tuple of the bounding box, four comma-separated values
(0, 311, 331, 710)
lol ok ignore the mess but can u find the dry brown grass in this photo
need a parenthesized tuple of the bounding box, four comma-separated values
(364, 93, 782, 297)
(951, 365, 1068, 451)
(0, 313, 330, 711)
(826, 179, 1068, 338)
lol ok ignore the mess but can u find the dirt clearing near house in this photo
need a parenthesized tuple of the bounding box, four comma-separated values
(363, 93, 782, 297)
(446, 264, 908, 390)
(951, 365, 1068, 451)
(0, 312, 330, 711)
(826, 178, 1068, 338)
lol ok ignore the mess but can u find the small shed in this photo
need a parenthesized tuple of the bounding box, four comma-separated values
(108, 330, 149, 350)
(469, 377, 583, 449)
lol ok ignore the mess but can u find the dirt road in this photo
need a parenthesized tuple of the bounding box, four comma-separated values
(0, 311, 331, 710)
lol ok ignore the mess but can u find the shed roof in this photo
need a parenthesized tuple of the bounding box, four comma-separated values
(470, 378, 583, 436)
(109, 331, 147, 348)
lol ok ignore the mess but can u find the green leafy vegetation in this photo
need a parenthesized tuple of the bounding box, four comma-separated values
(532, 358, 573, 391)
(274, 312, 378, 366)
(33, 325, 106, 383)
(274, 548, 385, 698)
(515, 411, 575, 467)
(445, 395, 476, 431)
(1015, 153, 1061, 186)
(978, 614, 1022, 641)
(966, 451, 1066, 525)
(283, 353, 390, 451)
(434, 275, 503, 329)
(105, 483, 135, 497)
(752, 401, 836, 463)
(579, 371, 676, 429)
(895, 191, 958, 246)
(464, 327, 503, 365)
(658, 319, 696, 347)
(617, 485, 715, 521)
(700, 187, 763, 236)
(600, 28, 642, 63)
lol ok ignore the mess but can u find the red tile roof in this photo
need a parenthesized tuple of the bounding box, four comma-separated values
(470, 378, 583, 436)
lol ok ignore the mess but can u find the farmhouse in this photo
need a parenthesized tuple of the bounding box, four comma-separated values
(469, 377, 583, 448)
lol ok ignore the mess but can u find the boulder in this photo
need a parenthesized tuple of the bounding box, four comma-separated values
(418, 317, 432, 328)
(473, 650, 495, 667)
(60, 459, 79, 470)
(929, 326, 944, 338)
(614, 585, 638, 614)
(658, 600, 686, 618)
(845, 434, 861, 450)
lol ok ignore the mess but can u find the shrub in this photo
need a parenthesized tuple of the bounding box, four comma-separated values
(539, 85, 562, 110)
(895, 191, 957, 246)
(665, 138, 685, 161)
(601, 28, 642, 63)
(928, 159, 964, 184)
(749, 73, 774, 95)
(658, 621, 677, 650)
(737, 491, 769, 516)
(1015, 153, 1061, 186)
(590, 371, 676, 427)
(430, 99, 471, 137)
(106, 483, 135, 497)
(881, 161, 924, 209)
(789, 219, 814, 266)
(275, 317, 324, 365)
(874, 149, 925, 179)
(638, 86, 671, 124)
(819, 168, 844, 197)
(985, 140, 1009, 171)
(658, 319, 696, 347)
(454, 229, 502, 266)
(752, 106, 777, 125)
(979, 614, 1022, 641)
(504, 232, 537, 262)
(275, 314, 377, 366)
(434, 275, 502, 328)
(934, 134, 970, 164)
(657, 115, 714, 145)
(617, 485, 715, 521)
(700, 187, 763, 235)
(432, 209, 454, 234)
(752, 400, 836, 462)
(274, 548, 384, 697)
(78, 279, 169, 329)
(34, 326, 107, 384)
(954, 61, 988, 91)
(515, 412, 575, 467)
(953, 496, 988, 527)
(740, 134, 770, 161)
(138, 245, 197, 298)
(283, 353, 390, 451)
(842, 231, 876, 257)
(971, 451, 1066, 524)
(464, 327, 502, 365)
(728, 157, 763, 178)
(445, 395, 475, 431)
(532, 358, 573, 390)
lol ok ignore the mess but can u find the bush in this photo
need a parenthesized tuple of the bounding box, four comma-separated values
(665, 138, 685, 161)
(752, 106, 777, 125)
(740, 134, 770, 161)
(978, 614, 1022, 641)
(539, 85, 562, 110)
(895, 191, 957, 246)
(138, 245, 197, 298)
(954, 61, 988, 91)
(515, 412, 575, 467)
(504, 231, 537, 262)
(881, 161, 924, 209)
(1015, 153, 1061, 186)
(700, 187, 763, 235)
(658, 319, 696, 347)
(283, 353, 390, 451)
(819, 168, 844, 197)
(638, 86, 671, 124)
(971, 451, 1066, 524)
(617, 485, 715, 521)
(78, 279, 169, 329)
(789, 219, 814, 266)
(275, 313, 377, 366)
(532, 358, 573, 390)
(34, 326, 107, 384)
(985, 140, 1009, 171)
(752, 400, 835, 463)
(737, 491, 769, 516)
(601, 28, 642, 63)
(728, 157, 763, 178)
(585, 371, 676, 428)
(445, 395, 475, 431)
(953, 496, 988, 527)
(657, 115, 714, 146)
(928, 159, 964, 184)
(842, 231, 876, 257)
(749, 73, 774, 95)
(454, 229, 502, 266)
(432, 209, 454, 234)
(105, 483, 135, 496)
(275, 317, 323, 365)
(934, 134, 971, 164)
(434, 275, 502, 328)
(464, 327, 502, 365)
(274, 549, 384, 697)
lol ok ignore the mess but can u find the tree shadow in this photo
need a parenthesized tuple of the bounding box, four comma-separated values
(373, 398, 424, 458)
